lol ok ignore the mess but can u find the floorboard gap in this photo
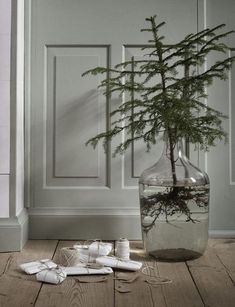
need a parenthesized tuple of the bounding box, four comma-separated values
(52, 240, 60, 260)
(185, 261, 206, 307)
(1, 255, 14, 276)
(32, 283, 43, 307)
(215, 253, 235, 286)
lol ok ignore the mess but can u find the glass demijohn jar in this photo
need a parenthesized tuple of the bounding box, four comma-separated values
(139, 136, 210, 261)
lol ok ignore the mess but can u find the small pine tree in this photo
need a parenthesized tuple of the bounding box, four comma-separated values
(82, 15, 235, 223)
(83, 16, 234, 161)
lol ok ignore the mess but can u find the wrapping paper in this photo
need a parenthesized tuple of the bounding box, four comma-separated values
(96, 256, 143, 271)
(36, 267, 67, 284)
(63, 266, 113, 276)
(19, 259, 57, 275)
(73, 242, 113, 263)
(89, 242, 113, 256)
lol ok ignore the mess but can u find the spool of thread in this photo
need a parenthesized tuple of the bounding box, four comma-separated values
(116, 238, 130, 260)
(59, 247, 81, 267)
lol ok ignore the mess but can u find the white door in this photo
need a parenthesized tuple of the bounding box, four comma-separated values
(26, 0, 202, 238)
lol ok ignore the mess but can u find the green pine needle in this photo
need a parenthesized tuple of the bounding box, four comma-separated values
(82, 15, 235, 156)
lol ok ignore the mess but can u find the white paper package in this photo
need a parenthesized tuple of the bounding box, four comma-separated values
(36, 267, 67, 284)
(63, 266, 113, 276)
(96, 256, 143, 271)
(20, 259, 58, 274)
(73, 242, 113, 263)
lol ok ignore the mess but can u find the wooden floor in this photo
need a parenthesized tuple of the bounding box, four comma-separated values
(0, 239, 234, 307)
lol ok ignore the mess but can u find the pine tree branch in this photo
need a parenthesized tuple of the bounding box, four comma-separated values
(83, 15, 234, 156)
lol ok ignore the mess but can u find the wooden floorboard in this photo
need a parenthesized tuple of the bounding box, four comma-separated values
(0, 252, 14, 276)
(187, 240, 235, 307)
(210, 238, 235, 283)
(0, 240, 58, 307)
(157, 261, 205, 307)
(0, 239, 235, 307)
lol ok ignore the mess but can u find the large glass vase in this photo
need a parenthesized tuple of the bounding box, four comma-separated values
(139, 137, 210, 261)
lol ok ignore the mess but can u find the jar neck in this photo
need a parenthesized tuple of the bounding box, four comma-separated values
(162, 132, 186, 185)
(162, 133, 185, 160)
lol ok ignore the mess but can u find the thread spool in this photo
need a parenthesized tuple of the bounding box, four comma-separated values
(116, 238, 130, 260)
(59, 247, 81, 267)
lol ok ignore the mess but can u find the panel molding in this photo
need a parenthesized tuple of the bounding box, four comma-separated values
(42, 44, 111, 187)
(52, 54, 99, 179)
(45, 44, 111, 49)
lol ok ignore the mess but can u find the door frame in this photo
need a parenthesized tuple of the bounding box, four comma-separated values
(0, 0, 28, 252)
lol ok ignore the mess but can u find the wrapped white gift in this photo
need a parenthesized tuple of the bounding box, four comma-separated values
(36, 267, 67, 284)
(19, 259, 57, 275)
(73, 242, 113, 263)
(63, 265, 113, 276)
(96, 256, 142, 271)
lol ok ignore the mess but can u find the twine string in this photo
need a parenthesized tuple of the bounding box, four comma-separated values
(38, 262, 66, 283)
(59, 247, 81, 267)
(141, 264, 172, 285)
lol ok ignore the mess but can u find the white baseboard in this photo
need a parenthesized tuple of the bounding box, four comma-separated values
(29, 213, 142, 240)
(209, 230, 235, 238)
(0, 208, 28, 252)
(28, 208, 235, 240)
